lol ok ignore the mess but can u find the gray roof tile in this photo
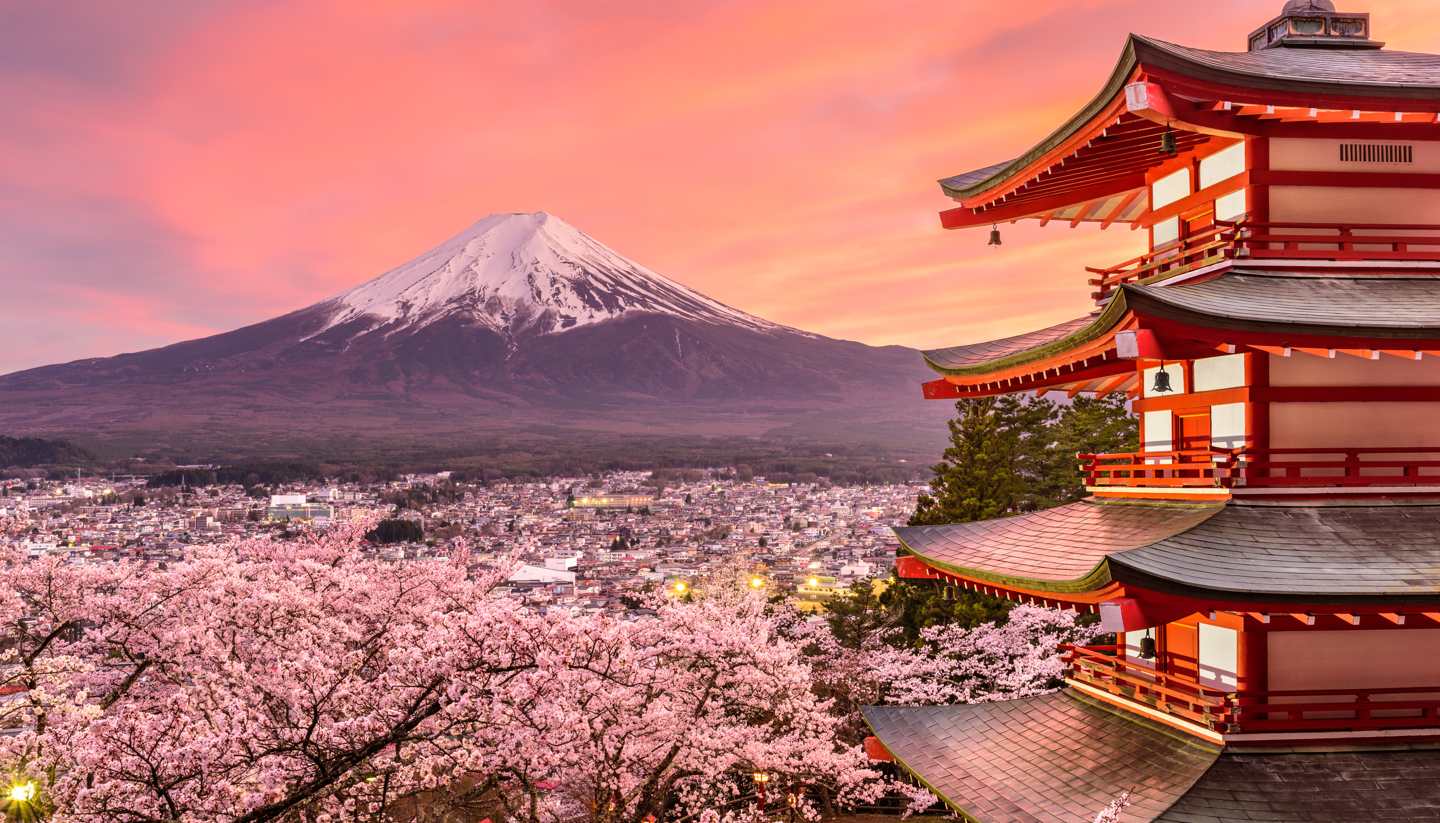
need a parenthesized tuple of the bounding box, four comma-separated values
(1125, 272, 1440, 338)
(1159, 749, 1440, 822)
(864, 692, 1221, 822)
(895, 500, 1222, 590)
(1111, 503, 1440, 597)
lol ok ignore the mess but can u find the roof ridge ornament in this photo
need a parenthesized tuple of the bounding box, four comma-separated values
(1247, 1, 1383, 51)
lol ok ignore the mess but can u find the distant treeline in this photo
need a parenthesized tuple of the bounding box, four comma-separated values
(0, 435, 96, 468)
(147, 462, 328, 489)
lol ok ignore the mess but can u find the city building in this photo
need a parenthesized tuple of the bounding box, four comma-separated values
(569, 494, 655, 510)
(863, 3, 1440, 820)
(266, 493, 334, 523)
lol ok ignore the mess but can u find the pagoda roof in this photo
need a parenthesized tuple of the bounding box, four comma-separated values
(921, 315, 1098, 373)
(920, 267, 1440, 392)
(1138, 36, 1440, 99)
(866, 692, 1440, 822)
(939, 32, 1440, 227)
(1111, 502, 1440, 599)
(899, 501, 1440, 601)
(1125, 271, 1440, 339)
(862, 692, 1220, 822)
(894, 500, 1221, 593)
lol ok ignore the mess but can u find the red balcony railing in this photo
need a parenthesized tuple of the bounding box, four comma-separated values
(1081, 447, 1440, 490)
(1063, 644, 1234, 729)
(1229, 447, 1440, 487)
(1064, 645, 1440, 735)
(1232, 687, 1440, 733)
(1078, 449, 1234, 488)
(1233, 221, 1440, 262)
(1087, 221, 1440, 303)
(1087, 226, 1235, 302)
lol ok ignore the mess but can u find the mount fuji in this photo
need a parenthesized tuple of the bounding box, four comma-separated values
(0, 213, 945, 457)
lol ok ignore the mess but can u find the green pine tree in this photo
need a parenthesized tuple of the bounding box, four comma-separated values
(1047, 394, 1139, 505)
(909, 395, 1057, 526)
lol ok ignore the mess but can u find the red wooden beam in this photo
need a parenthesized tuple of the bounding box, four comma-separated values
(1069, 199, 1103, 228)
(940, 175, 1147, 228)
(1254, 170, 1440, 189)
(1380, 349, 1424, 361)
(1124, 81, 1247, 139)
(1140, 64, 1440, 114)
(1100, 189, 1145, 229)
(1135, 174, 1249, 228)
(1092, 372, 1134, 398)
(921, 379, 964, 400)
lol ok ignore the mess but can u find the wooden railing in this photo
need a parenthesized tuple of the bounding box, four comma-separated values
(1081, 447, 1440, 490)
(1228, 446, 1440, 487)
(1086, 221, 1440, 303)
(1232, 687, 1440, 733)
(1087, 226, 1235, 302)
(1078, 449, 1232, 488)
(1063, 644, 1235, 730)
(1065, 645, 1440, 735)
(1233, 221, 1440, 261)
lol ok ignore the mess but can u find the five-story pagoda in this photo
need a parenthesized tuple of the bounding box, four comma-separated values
(863, 3, 1440, 820)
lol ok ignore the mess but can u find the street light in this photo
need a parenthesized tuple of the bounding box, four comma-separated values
(749, 576, 765, 590)
(6, 780, 40, 822)
(672, 580, 689, 595)
(753, 772, 770, 813)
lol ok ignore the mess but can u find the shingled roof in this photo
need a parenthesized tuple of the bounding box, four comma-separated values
(863, 692, 1221, 822)
(1158, 748, 1440, 822)
(940, 34, 1440, 200)
(894, 500, 1221, 593)
(1110, 503, 1440, 599)
(1123, 271, 1440, 339)
(899, 501, 1440, 600)
(1137, 36, 1440, 97)
(920, 315, 1098, 373)
(867, 692, 1440, 822)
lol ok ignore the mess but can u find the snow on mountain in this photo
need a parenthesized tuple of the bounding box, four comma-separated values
(316, 212, 788, 338)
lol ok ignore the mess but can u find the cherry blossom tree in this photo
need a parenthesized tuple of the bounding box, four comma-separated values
(887, 604, 1102, 705)
(454, 586, 933, 823)
(2, 526, 928, 823)
(793, 600, 1100, 731)
(3, 522, 544, 822)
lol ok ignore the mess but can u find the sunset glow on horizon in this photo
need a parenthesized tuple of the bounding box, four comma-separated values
(4, 0, 1438, 374)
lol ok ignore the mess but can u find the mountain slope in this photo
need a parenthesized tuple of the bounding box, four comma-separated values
(0, 213, 946, 457)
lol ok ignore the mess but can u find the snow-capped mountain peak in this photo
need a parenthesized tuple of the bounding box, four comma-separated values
(318, 212, 784, 337)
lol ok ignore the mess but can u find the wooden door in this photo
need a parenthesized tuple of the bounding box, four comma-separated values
(1175, 412, 1212, 453)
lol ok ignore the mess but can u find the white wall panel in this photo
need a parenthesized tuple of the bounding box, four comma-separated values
(1211, 403, 1246, 449)
(1198, 624, 1238, 689)
(1192, 354, 1247, 392)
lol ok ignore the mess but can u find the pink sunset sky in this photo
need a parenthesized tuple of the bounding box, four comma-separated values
(3, 0, 1437, 375)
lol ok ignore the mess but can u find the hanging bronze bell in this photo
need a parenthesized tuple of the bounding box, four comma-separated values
(988, 225, 1002, 246)
(1151, 364, 1173, 394)
(1139, 634, 1158, 660)
(1159, 128, 1178, 156)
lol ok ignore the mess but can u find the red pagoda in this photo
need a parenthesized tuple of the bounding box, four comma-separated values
(862, 2, 1440, 820)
